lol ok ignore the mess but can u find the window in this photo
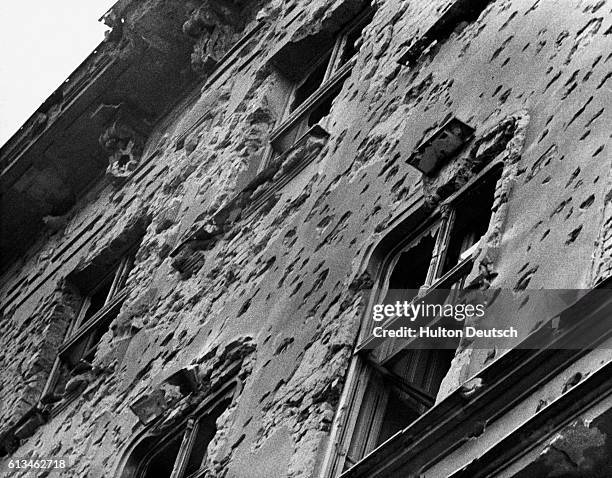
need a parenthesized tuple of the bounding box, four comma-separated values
(341, 349, 454, 471)
(327, 164, 502, 476)
(269, 7, 373, 156)
(40, 252, 135, 407)
(121, 389, 234, 478)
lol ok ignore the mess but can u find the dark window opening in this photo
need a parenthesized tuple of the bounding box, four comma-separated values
(122, 396, 232, 478)
(338, 17, 369, 66)
(141, 437, 182, 478)
(376, 385, 421, 446)
(184, 401, 228, 477)
(344, 348, 454, 469)
(289, 54, 331, 113)
(79, 275, 114, 325)
(443, 169, 500, 273)
(118, 154, 132, 168)
(42, 252, 136, 406)
(398, 0, 493, 66)
(307, 83, 343, 128)
(385, 233, 436, 304)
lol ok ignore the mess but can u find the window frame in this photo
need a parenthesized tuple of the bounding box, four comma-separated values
(122, 380, 239, 478)
(268, 7, 373, 156)
(40, 252, 135, 410)
(359, 159, 503, 351)
(323, 161, 504, 476)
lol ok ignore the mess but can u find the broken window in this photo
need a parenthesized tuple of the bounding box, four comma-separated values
(270, 7, 373, 156)
(398, 0, 493, 66)
(40, 252, 136, 408)
(122, 392, 233, 478)
(342, 349, 454, 470)
(327, 164, 503, 476)
(441, 169, 499, 274)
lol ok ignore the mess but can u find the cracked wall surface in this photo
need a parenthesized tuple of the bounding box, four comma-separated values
(1, 0, 611, 477)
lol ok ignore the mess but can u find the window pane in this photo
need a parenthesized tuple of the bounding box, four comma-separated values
(387, 348, 455, 397)
(376, 385, 420, 446)
(184, 401, 228, 477)
(442, 169, 501, 273)
(339, 24, 365, 66)
(289, 54, 331, 113)
(140, 436, 182, 478)
(307, 82, 344, 128)
(385, 233, 437, 304)
(79, 275, 114, 325)
(344, 372, 387, 468)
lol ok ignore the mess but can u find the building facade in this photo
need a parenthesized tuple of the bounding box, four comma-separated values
(1, 0, 611, 476)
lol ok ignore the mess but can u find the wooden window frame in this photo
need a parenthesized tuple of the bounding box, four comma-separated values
(40, 252, 135, 411)
(126, 381, 239, 478)
(323, 161, 504, 477)
(267, 7, 373, 157)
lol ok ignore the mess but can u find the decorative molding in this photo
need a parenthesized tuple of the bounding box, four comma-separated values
(95, 103, 151, 186)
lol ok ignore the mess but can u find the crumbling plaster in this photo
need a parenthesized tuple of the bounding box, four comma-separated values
(1, 0, 611, 476)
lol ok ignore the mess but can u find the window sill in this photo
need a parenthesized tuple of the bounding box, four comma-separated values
(58, 289, 128, 355)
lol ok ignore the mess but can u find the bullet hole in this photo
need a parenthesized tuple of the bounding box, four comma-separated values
(518, 262, 531, 273)
(565, 96, 593, 129)
(237, 298, 251, 317)
(499, 11, 518, 31)
(515, 266, 538, 291)
(596, 71, 611, 89)
(316, 215, 333, 230)
(551, 198, 571, 218)
(592, 144, 605, 157)
(384, 164, 399, 181)
(499, 87, 512, 102)
(565, 167, 581, 188)
(490, 35, 514, 62)
(290, 281, 303, 297)
(563, 69, 580, 87)
(579, 195, 595, 210)
(274, 337, 294, 355)
(566, 225, 583, 244)
(585, 107, 604, 128)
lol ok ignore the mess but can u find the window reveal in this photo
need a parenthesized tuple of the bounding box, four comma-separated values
(41, 252, 135, 408)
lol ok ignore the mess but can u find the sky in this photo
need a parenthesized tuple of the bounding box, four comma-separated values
(0, 1, 117, 146)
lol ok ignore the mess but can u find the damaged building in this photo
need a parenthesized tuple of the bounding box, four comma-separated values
(1, 0, 612, 476)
